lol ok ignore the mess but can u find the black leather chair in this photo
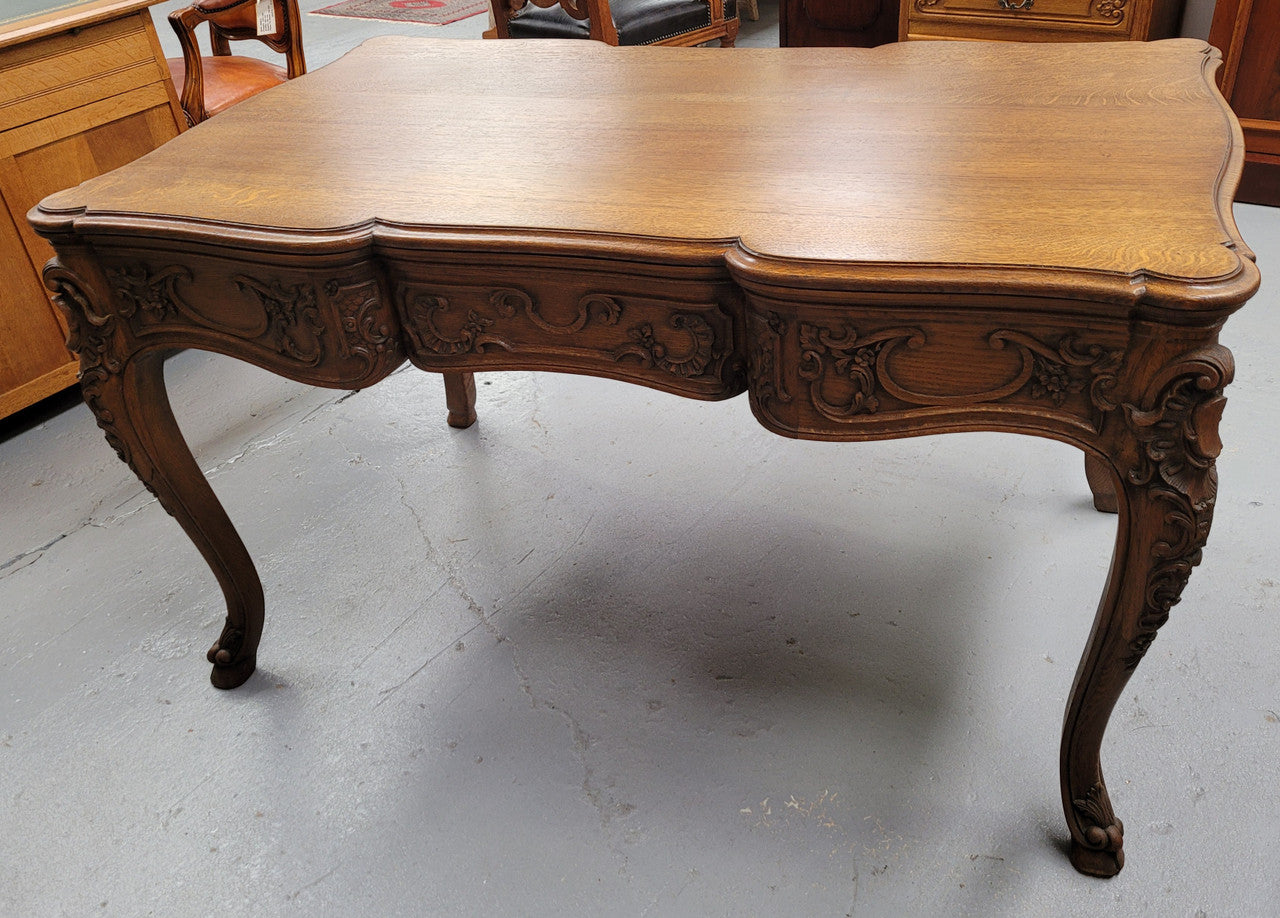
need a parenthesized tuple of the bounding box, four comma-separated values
(488, 0, 739, 47)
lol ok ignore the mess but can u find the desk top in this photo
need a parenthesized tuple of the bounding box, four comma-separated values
(34, 37, 1258, 310)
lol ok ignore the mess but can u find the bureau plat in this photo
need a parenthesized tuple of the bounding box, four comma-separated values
(31, 37, 1259, 877)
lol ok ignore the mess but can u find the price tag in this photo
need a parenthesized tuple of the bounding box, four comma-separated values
(256, 0, 277, 35)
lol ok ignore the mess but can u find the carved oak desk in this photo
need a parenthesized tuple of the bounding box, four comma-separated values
(31, 37, 1259, 877)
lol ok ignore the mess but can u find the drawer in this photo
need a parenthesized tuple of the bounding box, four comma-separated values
(0, 13, 164, 131)
(907, 0, 1136, 39)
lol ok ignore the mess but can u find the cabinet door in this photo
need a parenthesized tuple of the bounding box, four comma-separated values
(0, 182, 74, 417)
(0, 9, 183, 418)
(1210, 0, 1280, 205)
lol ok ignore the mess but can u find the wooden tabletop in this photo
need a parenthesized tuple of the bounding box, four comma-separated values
(35, 37, 1253, 300)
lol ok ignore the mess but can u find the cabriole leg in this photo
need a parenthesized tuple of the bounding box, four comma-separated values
(82, 348, 265, 689)
(1062, 345, 1230, 876)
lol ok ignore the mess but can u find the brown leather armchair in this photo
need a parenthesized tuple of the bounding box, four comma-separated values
(489, 0, 740, 47)
(167, 0, 307, 127)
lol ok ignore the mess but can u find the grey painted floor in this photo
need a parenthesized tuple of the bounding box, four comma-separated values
(3, 7, 1279, 917)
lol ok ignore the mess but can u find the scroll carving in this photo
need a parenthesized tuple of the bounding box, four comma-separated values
(397, 283, 728, 387)
(47, 266, 163, 506)
(207, 622, 245, 667)
(994, 331, 1123, 428)
(792, 323, 1123, 423)
(490, 288, 621, 335)
(749, 311, 791, 408)
(797, 323, 920, 419)
(614, 314, 717, 379)
(1072, 782, 1124, 868)
(233, 276, 325, 364)
(1119, 346, 1232, 668)
(109, 264, 191, 320)
(326, 277, 398, 369)
(400, 291, 510, 356)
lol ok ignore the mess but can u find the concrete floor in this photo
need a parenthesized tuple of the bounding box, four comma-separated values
(2, 6, 1279, 917)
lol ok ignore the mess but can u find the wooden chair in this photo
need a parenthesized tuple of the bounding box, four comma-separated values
(167, 0, 306, 127)
(488, 0, 740, 47)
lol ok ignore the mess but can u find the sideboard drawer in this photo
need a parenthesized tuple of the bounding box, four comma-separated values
(902, 0, 1183, 41)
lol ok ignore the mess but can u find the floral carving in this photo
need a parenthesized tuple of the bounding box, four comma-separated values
(1120, 347, 1232, 669)
(1072, 782, 1124, 867)
(614, 313, 717, 379)
(326, 278, 397, 369)
(991, 331, 1123, 427)
(796, 323, 922, 420)
(108, 264, 192, 320)
(1094, 0, 1126, 21)
(234, 275, 325, 364)
(489, 288, 621, 335)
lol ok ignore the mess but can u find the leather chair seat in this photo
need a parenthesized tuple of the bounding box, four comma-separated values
(166, 56, 289, 120)
(509, 0, 734, 44)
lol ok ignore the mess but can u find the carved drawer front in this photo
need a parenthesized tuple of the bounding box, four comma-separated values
(745, 300, 1128, 441)
(390, 264, 744, 401)
(907, 0, 1137, 39)
(98, 254, 403, 388)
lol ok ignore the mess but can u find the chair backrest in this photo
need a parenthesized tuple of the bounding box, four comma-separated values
(169, 0, 306, 125)
(491, 0, 620, 43)
(489, 0, 739, 46)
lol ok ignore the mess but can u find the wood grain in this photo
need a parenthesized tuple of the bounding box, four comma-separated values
(40, 38, 1246, 288)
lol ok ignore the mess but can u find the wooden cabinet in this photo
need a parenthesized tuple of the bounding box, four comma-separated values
(900, 0, 1184, 42)
(0, 0, 184, 420)
(780, 0, 901, 47)
(1209, 0, 1280, 206)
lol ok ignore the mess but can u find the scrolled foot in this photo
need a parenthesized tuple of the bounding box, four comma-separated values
(207, 623, 256, 689)
(1069, 782, 1125, 876)
(1070, 831, 1125, 877)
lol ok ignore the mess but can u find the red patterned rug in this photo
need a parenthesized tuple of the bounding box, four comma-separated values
(313, 0, 489, 26)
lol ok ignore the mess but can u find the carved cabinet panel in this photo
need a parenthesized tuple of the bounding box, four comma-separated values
(900, 0, 1184, 42)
